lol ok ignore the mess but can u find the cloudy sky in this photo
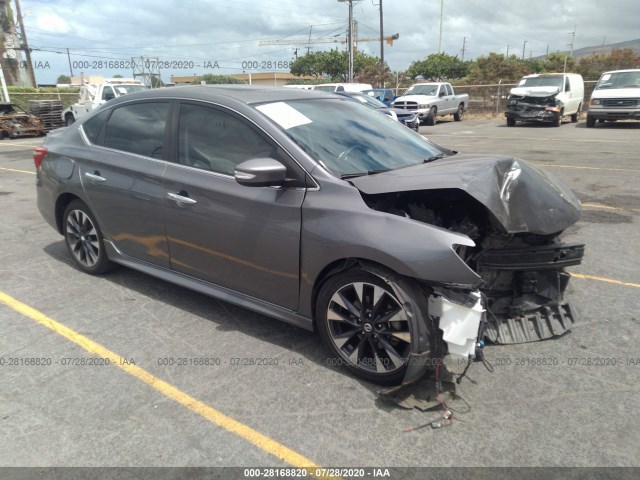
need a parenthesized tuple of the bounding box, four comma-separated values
(18, 0, 640, 84)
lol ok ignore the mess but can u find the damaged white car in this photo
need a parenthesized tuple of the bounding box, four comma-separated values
(35, 86, 584, 387)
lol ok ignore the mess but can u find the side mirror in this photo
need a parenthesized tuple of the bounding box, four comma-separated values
(234, 158, 287, 187)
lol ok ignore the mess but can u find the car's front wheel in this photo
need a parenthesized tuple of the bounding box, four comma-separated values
(316, 269, 422, 385)
(63, 200, 115, 275)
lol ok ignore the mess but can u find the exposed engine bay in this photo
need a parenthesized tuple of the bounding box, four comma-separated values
(360, 186, 584, 345)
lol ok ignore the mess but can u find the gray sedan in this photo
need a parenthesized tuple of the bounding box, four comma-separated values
(35, 86, 583, 386)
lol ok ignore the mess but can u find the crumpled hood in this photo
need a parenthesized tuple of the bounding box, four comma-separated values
(350, 155, 581, 235)
(510, 86, 560, 97)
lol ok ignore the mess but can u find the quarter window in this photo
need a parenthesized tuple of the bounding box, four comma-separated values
(103, 102, 169, 159)
(81, 109, 110, 144)
(178, 103, 276, 175)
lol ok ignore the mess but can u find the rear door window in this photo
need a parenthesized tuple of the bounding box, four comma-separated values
(103, 102, 169, 159)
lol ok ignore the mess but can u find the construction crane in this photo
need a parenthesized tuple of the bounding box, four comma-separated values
(259, 33, 399, 47)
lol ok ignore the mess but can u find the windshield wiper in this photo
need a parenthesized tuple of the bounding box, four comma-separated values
(340, 169, 389, 179)
(423, 153, 447, 163)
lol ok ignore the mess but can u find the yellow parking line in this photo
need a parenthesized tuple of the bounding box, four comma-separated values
(571, 273, 640, 289)
(0, 166, 35, 175)
(581, 202, 640, 213)
(0, 290, 333, 476)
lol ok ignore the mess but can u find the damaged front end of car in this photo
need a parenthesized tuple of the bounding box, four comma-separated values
(505, 87, 563, 125)
(352, 155, 584, 366)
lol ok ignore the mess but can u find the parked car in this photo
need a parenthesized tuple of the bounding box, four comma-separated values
(586, 69, 640, 127)
(313, 82, 372, 93)
(35, 86, 584, 386)
(392, 82, 469, 125)
(361, 88, 397, 106)
(505, 73, 584, 127)
(336, 91, 420, 131)
(0, 103, 45, 139)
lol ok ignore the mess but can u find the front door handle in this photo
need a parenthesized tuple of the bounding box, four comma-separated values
(168, 192, 197, 205)
(84, 171, 106, 182)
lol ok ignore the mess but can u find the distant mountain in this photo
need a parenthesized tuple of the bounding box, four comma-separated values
(572, 38, 640, 58)
(534, 38, 640, 59)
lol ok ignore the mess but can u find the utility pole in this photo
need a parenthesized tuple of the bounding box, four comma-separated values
(563, 25, 576, 73)
(379, 0, 384, 65)
(506, 45, 510, 57)
(438, 0, 444, 54)
(522, 40, 527, 60)
(461, 36, 467, 62)
(67, 48, 74, 77)
(14, 0, 36, 87)
(338, 0, 359, 82)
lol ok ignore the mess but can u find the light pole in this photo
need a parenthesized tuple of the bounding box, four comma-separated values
(522, 40, 527, 60)
(338, 0, 355, 82)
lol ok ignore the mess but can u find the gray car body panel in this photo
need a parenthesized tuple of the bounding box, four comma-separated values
(36, 85, 579, 336)
(350, 154, 581, 235)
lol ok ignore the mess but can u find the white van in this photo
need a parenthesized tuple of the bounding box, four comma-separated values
(505, 73, 584, 127)
(313, 82, 373, 93)
(586, 69, 640, 127)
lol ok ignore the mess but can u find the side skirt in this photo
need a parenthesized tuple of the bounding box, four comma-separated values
(104, 241, 314, 332)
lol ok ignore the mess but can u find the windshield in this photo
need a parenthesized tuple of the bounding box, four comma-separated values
(402, 84, 438, 96)
(346, 93, 387, 109)
(518, 76, 563, 88)
(0, 104, 19, 115)
(113, 84, 149, 95)
(314, 85, 338, 92)
(596, 71, 640, 89)
(256, 98, 446, 177)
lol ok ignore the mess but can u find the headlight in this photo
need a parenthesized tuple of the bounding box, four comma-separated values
(418, 104, 429, 109)
(590, 99, 601, 106)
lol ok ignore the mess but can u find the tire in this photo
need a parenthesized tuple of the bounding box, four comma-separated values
(586, 115, 595, 128)
(62, 200, 115, 275)
(65, 114, 75, 127)
(316, 269, 426, 385)
(425, 106, 436, 126)
(552, 110, 562, 127)
(571, 103, 581, 123)
(506, 117, 516, 127)
(453, 103, 464, 121)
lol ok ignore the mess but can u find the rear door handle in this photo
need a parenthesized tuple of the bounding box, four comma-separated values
(168, 192, 197, 205)
(84, 171, 106, 182)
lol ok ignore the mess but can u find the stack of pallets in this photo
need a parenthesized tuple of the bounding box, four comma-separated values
(29, 100, 65, 132)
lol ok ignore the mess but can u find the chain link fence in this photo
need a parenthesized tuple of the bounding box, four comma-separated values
(393, 80, 598, 117)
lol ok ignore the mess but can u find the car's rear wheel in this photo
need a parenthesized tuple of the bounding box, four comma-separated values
(453, 103, 464, 121)
(316, 269, 418, 385)
(571, 104, 581, 123)
(63, 200, 115, 275)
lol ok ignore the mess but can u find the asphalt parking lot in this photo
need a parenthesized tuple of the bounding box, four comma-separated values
(1, 117, 639, 478)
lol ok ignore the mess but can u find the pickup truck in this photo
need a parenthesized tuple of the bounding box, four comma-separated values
(392, 82, 469, 125)
(586, 69, 640, 127)
(61, 79, 148, 126)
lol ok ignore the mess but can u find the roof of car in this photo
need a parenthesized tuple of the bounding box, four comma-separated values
(110, 85, 338, 106)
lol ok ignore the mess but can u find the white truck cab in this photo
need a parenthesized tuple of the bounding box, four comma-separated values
(62, 79, 148, 126)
